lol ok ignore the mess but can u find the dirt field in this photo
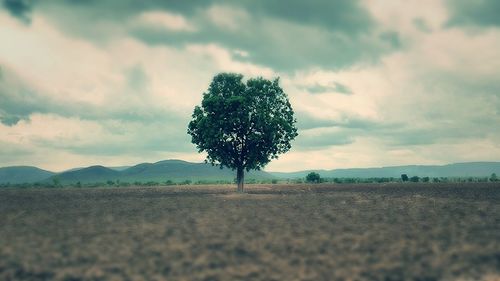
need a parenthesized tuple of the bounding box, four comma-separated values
(1, 183, 499, 281)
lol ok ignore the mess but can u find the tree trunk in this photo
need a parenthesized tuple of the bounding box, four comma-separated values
(236, 167, 244, 193)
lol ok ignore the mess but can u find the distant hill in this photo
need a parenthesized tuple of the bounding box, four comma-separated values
(48, 160, 274, 184)
(271, 162, 500, 179)
(119, 159, 273, 183)
(2, 161, 499, 184)
(0, 166, 55, 184)
(54, 165, 121, 183)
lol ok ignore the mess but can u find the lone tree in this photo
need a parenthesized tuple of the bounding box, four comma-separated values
(188, 73, 298, 192)
(306, 172, 321, 183)
(491, 173, 498, 182)
(401, 174, 409, 182)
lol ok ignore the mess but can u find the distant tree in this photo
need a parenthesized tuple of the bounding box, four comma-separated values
(490, 173, 498, 182)
(478, 177, 488, 182)
(306, 172, 321, 183)
(401, 174, 409, 182)
(52, 177, 61, 188)
(422, 177, 430, 183)
(188, 73, 298, 192)
(410, 176, 420, 182)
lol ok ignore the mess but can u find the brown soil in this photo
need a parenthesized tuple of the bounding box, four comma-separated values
(1, 183, 499, 281)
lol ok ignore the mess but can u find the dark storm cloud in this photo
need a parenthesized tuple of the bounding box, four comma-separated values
(2, 0, 32, 23)
(51, 0, 372, 34)
(18, 0, 400, 72)
(446, 0, 500, 27)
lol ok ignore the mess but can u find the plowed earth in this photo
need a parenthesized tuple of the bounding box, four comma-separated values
(1, 183, 499, 281)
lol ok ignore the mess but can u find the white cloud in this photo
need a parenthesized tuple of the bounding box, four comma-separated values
(134, 11, 196, 32)
(206, 5, 250, 31)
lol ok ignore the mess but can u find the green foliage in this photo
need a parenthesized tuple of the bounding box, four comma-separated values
(187, 73, 298, 191)
(306, 172, 321, 183)
(52, 177, 61, 188)
(410, 176, 420, 182)
(422, 177, 430, 183)
(490, 173, 498, 182)
(401, 174, 409, 182)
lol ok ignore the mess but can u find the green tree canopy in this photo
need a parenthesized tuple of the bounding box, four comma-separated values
(188, 73, 298, 192)
(306, 172, 321, 183)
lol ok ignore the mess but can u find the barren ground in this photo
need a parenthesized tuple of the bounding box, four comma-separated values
(1, 183, 500, 281)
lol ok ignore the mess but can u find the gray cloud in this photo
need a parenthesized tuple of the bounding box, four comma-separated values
(0, 65, 185, 126)
(301, 82, 353, 95)
(2, 0, 32, 24)
(446, 0, 500, 27)
(0, 65, 194, 158)
(294, 131, 354, 150)
(42, 0, 372, 34)
(32, 119, 194, 157)
(130, 15, 397, 72)
(16, 0, 400, 72)
(379, 31, 401, 48)
(0, 66, 41, 125)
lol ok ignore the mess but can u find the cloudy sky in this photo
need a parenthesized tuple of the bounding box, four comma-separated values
(1, 0, 499, 172)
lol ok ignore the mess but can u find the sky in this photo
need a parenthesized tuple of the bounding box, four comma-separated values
(1, 0, 499, 172)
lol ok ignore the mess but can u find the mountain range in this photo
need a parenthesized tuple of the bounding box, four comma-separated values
(0, 160, 273, 184)
(0, 160, 499, 184)
(271, 162, 500, 179)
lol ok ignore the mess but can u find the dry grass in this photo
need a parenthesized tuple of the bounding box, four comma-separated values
(1, 183, 499, 281)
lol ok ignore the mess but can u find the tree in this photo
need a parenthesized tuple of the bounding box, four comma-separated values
(188, 73, 298, 192)
(490, 173, 498, 182)
(401, 174, 409, 182)
(410, 176, 420, 182)
(306, 172, 321, 183)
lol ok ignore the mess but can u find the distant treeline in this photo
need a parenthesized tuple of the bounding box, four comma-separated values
(0, 174, 498, 189)
(0, 178, 280, 188)
(300, 172, 498, 184)
(298, 176, 498, 184)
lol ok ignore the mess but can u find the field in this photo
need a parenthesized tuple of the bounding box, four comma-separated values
(1, 183, 499, 281)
